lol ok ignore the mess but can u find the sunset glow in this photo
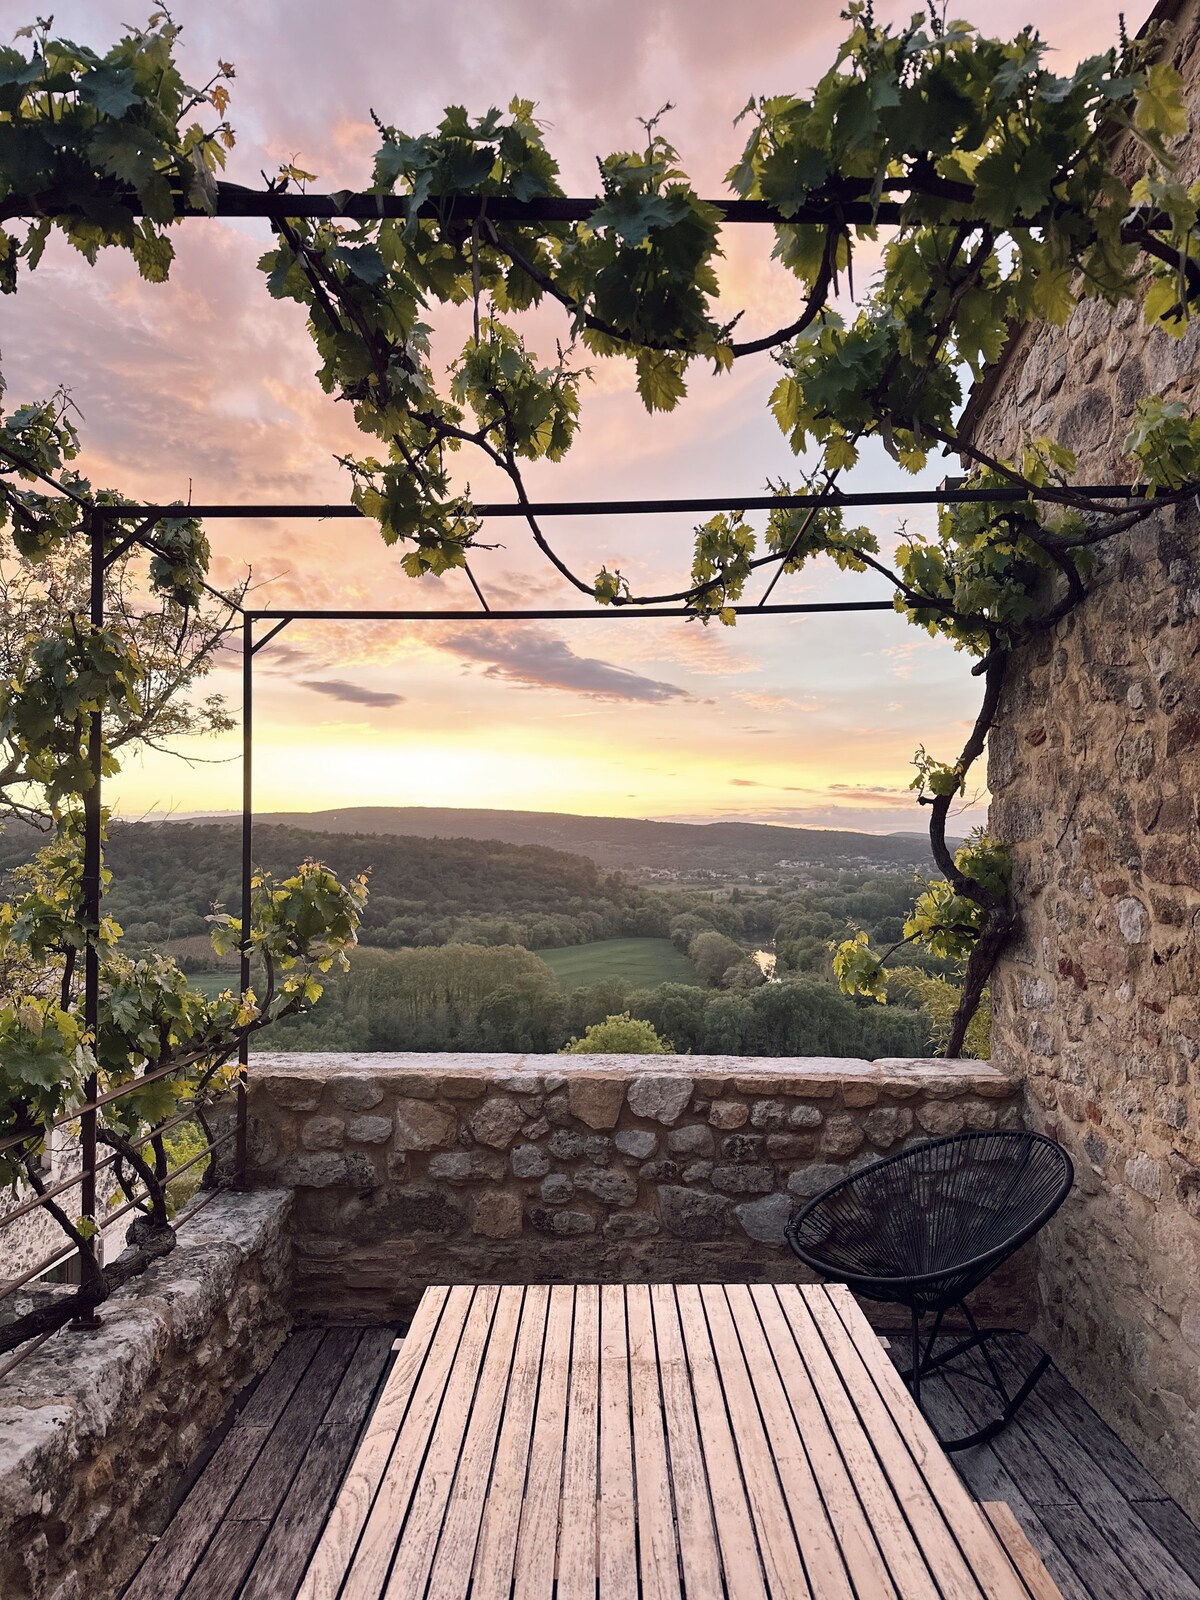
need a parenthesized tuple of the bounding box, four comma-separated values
(8, 0, 1127, 833)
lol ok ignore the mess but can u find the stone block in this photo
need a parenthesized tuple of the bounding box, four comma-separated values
(711, 1164, 774, 1195)
(329, 1077, 384, 1111)
(658, 1186, 728, 1241)
(548, 1129, 611, 1163)
(530, 1207, 595, 1237)
(841, 1082, 879, 1108)
(301, 1116, 346, 1151)
(567, 1077, 627, 1130)
(721, 1133, 765, 1161)
(667, 1125, 714, 1157)
(626, 1075, 693, 1125)
(749, 1099, 786, 1129)
(788, 1103, 824, 1128)
(863, 1106, 914, 1149)
(346, 1115, 392, 1145)
(708, 1100, 749, 1129)
(765, 1133, 817, 1160)
(640, 1160, 681, 1183)
(735, 1193, 795, 1244)
(260, 1074, 321, 1112)
(1126, 1153, 1163, 1201)
(351, 1189, 464, 1238)
(275, 1152, 377, 1189)
(439, 1075, 490, 1099)
(540, 1173, 575, 1204)
(468, 1097, 527, 1150)
(511, 1143, 550, 1180)
(471, 1190, 523, 1239)
(575, 1167, 638, 1207)
(916, 1101, 967, 1137)
(682, 1161, 714, 1184)
(819, 1116, 865, 1158)
(787, 1164, 845, 1199)
(392, 1099, 457, 1151)
(603, 1212, 660, 1239)
(428, 1152, 480, 1183)
(615, 1129, 657, 1159)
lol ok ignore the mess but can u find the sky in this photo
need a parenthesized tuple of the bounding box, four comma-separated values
(3, 0, 1127, 833)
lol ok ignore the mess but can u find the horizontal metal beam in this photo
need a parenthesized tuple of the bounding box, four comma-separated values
(91, 484, 1147, 523)
(246, 601, 897, 622)
(2, 184, 903, 227)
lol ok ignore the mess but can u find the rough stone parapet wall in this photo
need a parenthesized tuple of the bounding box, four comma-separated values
(969, 0, 1200, 1522)
(0, 1190, 292, 1600)
(247, 1052, 1025, 1321)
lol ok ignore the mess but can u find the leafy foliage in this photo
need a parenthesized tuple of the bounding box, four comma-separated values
(560, 1011, 675, 1055)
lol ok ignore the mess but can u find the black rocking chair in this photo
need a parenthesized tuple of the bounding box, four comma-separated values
(785, 1130, 1073, 1451)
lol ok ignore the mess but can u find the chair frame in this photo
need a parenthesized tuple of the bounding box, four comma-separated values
(785, 1130, 1074, 1451)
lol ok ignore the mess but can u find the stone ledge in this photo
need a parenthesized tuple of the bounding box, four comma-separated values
(0, 1189, 292, 1600)
(246, 1053, 1026, 1321)
(252, 1050, 1019, 1095)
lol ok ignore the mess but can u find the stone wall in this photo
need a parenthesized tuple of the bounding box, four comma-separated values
(246, 1052, 1025, 1321)
(965, 0, 1200, 1521)
(0, 1190, 292, 1600)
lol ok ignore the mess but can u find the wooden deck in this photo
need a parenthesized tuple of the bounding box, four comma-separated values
(123, 1315, 1200, 1600)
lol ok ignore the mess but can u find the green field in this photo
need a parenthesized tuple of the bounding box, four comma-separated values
(186, 970, 237, 999)
(535, 937, 698, 989)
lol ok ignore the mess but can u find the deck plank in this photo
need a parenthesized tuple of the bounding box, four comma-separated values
(648, 1284, 725, 1600)
(178, 1519, 270, 1600)
(296, 1283, 462, 1600)
(1035, 1503, 1152, 1600)
(382, 1285, 503, 1600)
(996, 1336, 1173, 1507)
(698, 1284, 818, 1600)
(982, 1501, 1067, 1600)
(980, 1339, 1200, 1600)
(807, 1286, 1022, 1600)
(913, 1366, 1093, 1600)
(471, 1284, 550, 1600)
(789, 1288, 991, 1600)
(746, 1285, 900, 1600)
(425, 1287, 526, 1600)
(556, 1283, 601, 1600)
(674, 1284, 769, 1600)
(596, 1284, 639, 1600)
(511, 1283, 574, 1600)
(240, 1328, 396, 1600)
(626, 1285, 684, 1600)
(1136, 1500, 1200, 1588)
(123, 1329, 325, 1600)
(234, 1327, 362, 1524)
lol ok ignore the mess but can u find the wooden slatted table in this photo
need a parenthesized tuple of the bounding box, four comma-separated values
(298, 1282, 1057, 1600)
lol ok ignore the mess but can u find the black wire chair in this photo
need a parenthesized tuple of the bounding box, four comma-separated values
(785, 1130, 1073, 1451)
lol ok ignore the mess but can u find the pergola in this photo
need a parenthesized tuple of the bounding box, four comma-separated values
(1, 183, 1150, 1336)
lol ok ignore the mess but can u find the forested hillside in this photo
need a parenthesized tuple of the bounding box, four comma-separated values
(0, 821, 656, 951)
(0, 815, 964, 1057)
(195, 806, 947, 876)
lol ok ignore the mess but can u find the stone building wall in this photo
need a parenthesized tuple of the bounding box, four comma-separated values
(246, 1052, 1025, 1320)
(0, 1190, 292, 1600)
(964, 0, 1200, 1520)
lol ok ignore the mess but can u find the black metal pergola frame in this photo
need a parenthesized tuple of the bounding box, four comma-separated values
(0, 182, 1154, 1360)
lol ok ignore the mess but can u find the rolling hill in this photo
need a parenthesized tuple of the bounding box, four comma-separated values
(207, 806, 943, 876)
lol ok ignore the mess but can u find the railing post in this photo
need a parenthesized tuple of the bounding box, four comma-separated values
(71, 506, 104, 1325)
(236, 613, 252, 1187)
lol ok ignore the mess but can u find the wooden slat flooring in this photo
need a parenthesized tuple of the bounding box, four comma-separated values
(908, 1329, 1200, 1600)
(127, 1314, 1200, 1600)
(122, 1326, 396, 1600)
